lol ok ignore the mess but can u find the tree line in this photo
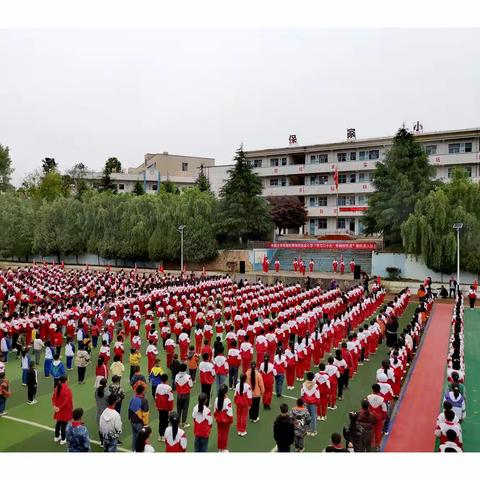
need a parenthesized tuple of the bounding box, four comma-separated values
(0, 146, 306, 264)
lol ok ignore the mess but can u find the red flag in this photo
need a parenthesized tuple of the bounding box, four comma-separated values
(160, 264, 164, 273)
(61, 261, 65, 269)
(333, 166, 339, 190)
(474, 279, 478, 291)
(377, 275, 381, 286)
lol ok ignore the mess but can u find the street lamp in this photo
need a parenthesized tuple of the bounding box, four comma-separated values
(453, 223, 463, 292)
(177, 225, 186, 273)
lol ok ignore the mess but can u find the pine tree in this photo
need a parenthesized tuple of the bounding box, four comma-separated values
(217, 146, 273, 243)
(195, 164, 211, 192)
(362, 127, 437, 247)
(133, 181, 145, 196)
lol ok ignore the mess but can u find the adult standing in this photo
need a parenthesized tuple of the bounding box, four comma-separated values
(95, 378, 109, 446)
(246, 362, 265, 423)
(75, 347, 90, 385)
(468, 285, 476, 309)
(99, 394, 123, 452)
(449, 276, 458, 298)
(128, 384, 150, 451)
(386, 316, 399, 348)
(273, 403, 295, 452)
(52, 376, 73, 445)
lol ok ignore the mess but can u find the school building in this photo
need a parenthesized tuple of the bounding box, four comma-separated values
(210, 127, 480, 237)
(84, 152, 215, 193)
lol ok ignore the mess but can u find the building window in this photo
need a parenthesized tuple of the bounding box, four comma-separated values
(182, 162, 188, 171)
(118, 183, 125, 190)
(369, 150, 379, 160)
(350, 152, 356, 161)
(425, 145, 437, 155)
(358, 173, 365, 182)
(281, 157, 287, 166)
(337, 195, 355, 206)
(280, 177, 287, 186)
(318, 196, 327, 206)
(337, 218, 346, 229)
(358, 195, 366, 205)
(337, 152, 347, 162)
(338, 173, 347, 184)
(269, 178, 279, 187)
(310, 154, 328, 164)
(359, 151, 368, 161)
(151, 183, 158, 191)
(449, 142, 473, 154)
(309, 197, 316, 207)
(310, 155, 317, 164)
(349, 173, 356, 183)
(270, 158, 279, 167)
(448, 166, 472, 178)
(317, 218, 327, 229)
(253, 159, 262, 168)
(311, 175, 329, 185)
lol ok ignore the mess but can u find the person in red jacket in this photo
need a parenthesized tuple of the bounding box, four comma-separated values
(309, 259, 315, 273)
(165, 412, 187, 452)
(340, 257, 345, 275)
(259, 355, 276, 409)
(234, 374, 252, 436)
(199, 352, 215, 406)
(332, 257, 338, 273)
(192, 392, 213, 452)
(155, 374, 173, 442)
(367, 383, 387, 450)
(52, 376, 73, 445)
(214, 384, 234, 452)
(349, 258, 355, 274)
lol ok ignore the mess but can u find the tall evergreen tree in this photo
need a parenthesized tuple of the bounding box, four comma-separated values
(133, 181, 145, 196)
(195, 164, 211, 192)
(362, 127, 437, 247)
(217, 146, 273, 243)
(42, 157, 57, 174)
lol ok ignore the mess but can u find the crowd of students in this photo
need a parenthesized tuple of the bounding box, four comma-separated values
(435, 292, 466, 452)
(0, 264, 441, 453)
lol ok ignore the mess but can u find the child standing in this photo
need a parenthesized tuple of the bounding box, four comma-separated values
(26, 361, 38, 404)
(170, 354, 181, 392)
(234, 373, 252, 436)
(65, 338, 75, 371)
(0, 371, 11, 416)
(175, 363, 193, 428)
(301, 372, 320, 436)
(187, 346, 199, 382)
(199, 352, 215, 405)
(149, 359, 164, 399)
(44, 341, 54, 377)
(192, 392, 213, 452)
(21, 349, 31, 386)
(291, 398, 311, 452)
(155, 373, 174, 442)
(214, 384, 234, 452)
(129, 348, 141, 381)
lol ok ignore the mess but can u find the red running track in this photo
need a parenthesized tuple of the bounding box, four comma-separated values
(384, 303, 452, 452)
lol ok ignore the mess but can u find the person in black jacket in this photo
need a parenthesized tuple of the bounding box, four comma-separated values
(324, 432, 351, 452)
(26, 361, 38, 404)
(273, 403, 295, 452)
(343, 411, 366, 452)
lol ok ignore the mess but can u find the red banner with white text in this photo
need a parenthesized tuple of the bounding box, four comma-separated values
(267, 242, 377, 250)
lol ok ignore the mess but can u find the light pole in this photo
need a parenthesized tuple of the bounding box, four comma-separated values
(177, 225, 185, 273)
(453, 223, 463, 293)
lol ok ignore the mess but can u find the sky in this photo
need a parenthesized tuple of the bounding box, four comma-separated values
(1, 28, 479, 185)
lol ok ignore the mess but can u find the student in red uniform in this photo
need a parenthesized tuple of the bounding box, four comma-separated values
(367, 383, 387, 450)
(155, 373, 173, 442)
(332, 257, 338, 273)
(214, 384, 234, 452)
(309, 259, 315, 273)
(165, 412, 187, 452)
(201, 339, 213, 361)
(340, 257, 345, 275)
(349, 258, 355, 274)
(259, 354, 276, 410)
(275, 259, 280, 273)
(234, 373, 253, 436)
(285, 342, 297, 390)
(192, 392, 213, 452)
(326, 356, 339, 410)
(315, 363, 330, 421)
(199, 352, 215, 406)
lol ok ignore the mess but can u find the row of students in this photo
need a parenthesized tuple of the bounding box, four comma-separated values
(437, 293, 466, 452)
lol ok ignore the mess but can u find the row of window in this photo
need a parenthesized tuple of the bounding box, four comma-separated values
(425, 142, 473, 155)
(308, 217, 358, 230)
(118, 183, 158, 191)
(309, 172, 373, 185)
(308, 195, 368, 207)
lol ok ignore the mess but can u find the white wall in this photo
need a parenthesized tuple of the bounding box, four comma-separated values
(372, 252, 479, 286)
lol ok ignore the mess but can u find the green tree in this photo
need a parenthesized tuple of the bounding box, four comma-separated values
(0, 193, 34, 260)
(159, 179, 180, 195)
(98, 170, 117, 193)
(195, 164, 211, 192)
(217, 146, 273, 243)
(362, 127, 437, 247)
(67, 163, 90, 197)
(105, 157, 122, 174)
(42, 157, 57, 174)
(133, 181, 145, 196)
(402, 169, 480, 273)
(38, 171, 66, 201)
(0, 144, 14, 192)
(269, 196, 308, 234)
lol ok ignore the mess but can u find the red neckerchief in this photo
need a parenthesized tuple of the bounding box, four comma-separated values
(71, 421, 83, 427)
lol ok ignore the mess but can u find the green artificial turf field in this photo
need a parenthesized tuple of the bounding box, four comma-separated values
(0, 302, 417, 453)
